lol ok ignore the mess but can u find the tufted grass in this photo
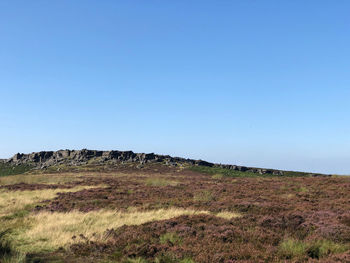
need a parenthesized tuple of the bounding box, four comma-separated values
(279, 238, 349, 260)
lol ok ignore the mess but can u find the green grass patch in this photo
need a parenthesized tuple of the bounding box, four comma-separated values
(154, 253, 177, 263)
(0, 229, 26, 263)
(160, 232, 182, 245)
(189, 166, 259, 178)
(193, 190, 214, 202)
(125, 257, 148, 263)
(1, 208, 31, 221)
(211, 173, 224, 179)
(306, 239, 348, 259)
(279, 238, 306, 259)
(179, 258, 195, 263)
(154, 253, 195, 263)
(0, 163, 33, 177)
(145, 178, 178, 187)
(190, 165, 315, 178)
(279, 238, 349, 260)
(283, 171, 312, 177)
(296, 186, 309, 193)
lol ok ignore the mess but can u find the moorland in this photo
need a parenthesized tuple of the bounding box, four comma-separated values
(0, 150, 349, 262)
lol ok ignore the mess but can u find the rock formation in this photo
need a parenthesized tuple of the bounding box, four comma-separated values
(4, 149, 330, 177)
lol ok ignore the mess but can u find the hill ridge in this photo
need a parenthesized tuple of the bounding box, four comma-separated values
(3, 149, 330, 177)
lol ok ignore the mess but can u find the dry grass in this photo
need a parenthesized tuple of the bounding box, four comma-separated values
(0, 184, 109, 261)
(9, 207, 241, 254)
(211, 174, 224, 179)
(193, 190, 214, 202)
(215, 211, 241, 219)
(14, 208, 211, 253)
(281, 193, 295, 199)
(145, 177, 179, 187)
(0, 185, 106, 216)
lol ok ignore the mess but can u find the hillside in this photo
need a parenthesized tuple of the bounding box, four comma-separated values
(1, 149, 329, 177)
(1, 150, 348, 263)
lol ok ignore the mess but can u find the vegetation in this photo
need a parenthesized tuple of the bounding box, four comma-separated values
(145, 177, 178, 187)
(279, 238, 307, 259)
(12, 208, 209, 253)
(0, 163, 33, 177)
(159, 232, 182, 245)
(189, 165, 259, 177)
(0, 164, 349, 262)
(283, 171, 313, 177)
(0, 184, 108, 260)
(0, 172, 83, 185)
(193, 190, 214, 202)
(190, 165, 315, 178)
(279, 238, 349, 260)
(0, 185, 105, 217)
(215, 211, 241, 219)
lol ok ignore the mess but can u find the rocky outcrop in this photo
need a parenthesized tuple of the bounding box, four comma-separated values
(7, 149, 200, 169)
(5, 149, 330, 177)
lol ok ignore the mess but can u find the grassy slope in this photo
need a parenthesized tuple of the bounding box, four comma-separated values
(188, 165, 312, 177)
(0, 158, 317, 178)
(0, 163, 33, 177)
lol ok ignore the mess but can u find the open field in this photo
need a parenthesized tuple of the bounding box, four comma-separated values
(0, 163, 350, 262)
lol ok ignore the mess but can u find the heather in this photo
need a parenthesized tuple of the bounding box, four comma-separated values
(1, 163, 349, 262)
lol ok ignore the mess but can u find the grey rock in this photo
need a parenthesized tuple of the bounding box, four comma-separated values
(6, 149, 330, 177)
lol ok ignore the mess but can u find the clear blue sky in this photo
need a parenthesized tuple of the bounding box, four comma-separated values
(1, 1, 349, 174)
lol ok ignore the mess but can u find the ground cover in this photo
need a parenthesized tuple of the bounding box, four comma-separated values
(0, 164, 349, 262)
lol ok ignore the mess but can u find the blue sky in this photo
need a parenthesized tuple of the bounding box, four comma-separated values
(1, 1, 349, 174)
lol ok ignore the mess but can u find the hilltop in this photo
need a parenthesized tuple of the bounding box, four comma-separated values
(1, 149, 329, 177)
